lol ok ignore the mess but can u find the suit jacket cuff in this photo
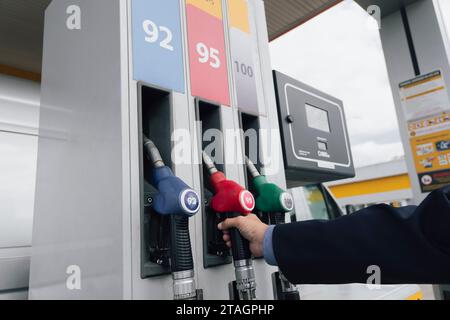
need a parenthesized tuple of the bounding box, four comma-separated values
(264, 225, 278, 266)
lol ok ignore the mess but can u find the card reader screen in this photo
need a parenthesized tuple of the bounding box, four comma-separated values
(305, 104, 330, 133)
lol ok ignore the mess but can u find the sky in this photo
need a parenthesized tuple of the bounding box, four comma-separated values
(269, 0, 405, 168)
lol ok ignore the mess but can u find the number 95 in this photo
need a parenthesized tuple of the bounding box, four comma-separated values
(196, 43, 221, 69)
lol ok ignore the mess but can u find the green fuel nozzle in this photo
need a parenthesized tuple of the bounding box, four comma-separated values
(245, 157, 300, 300)
(245, 157, 294, 213)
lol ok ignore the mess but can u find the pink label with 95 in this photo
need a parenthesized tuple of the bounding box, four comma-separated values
(186, 4, 230, 106)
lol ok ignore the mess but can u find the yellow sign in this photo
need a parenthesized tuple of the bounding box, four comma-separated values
(406, 291, 423, 300)
(228, 0, 250, 33)
(330, 174, 411, 199)
(187, 0, 223, 20)
(410, 130, 450, 174)
(408, 112, 450, 192)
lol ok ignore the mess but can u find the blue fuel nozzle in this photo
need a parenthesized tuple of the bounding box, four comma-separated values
(152, 166, 200, 217)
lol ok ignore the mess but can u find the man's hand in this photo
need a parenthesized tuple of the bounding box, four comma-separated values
(218, 214, 269, 258)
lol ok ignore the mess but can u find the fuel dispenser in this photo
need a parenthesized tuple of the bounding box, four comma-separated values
(142, 136, 200, 300)
(202, 152, 257, 301)
(245, 157, 300, 300)
(32, 0, 345, 300)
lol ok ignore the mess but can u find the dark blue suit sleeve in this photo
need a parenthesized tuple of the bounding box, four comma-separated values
(273, 186, 450, 284)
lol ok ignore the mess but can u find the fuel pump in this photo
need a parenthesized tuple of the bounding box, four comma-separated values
(143, 136, 201, 300)
(245, 157, 300, 300)
(202, 151, 257, 300)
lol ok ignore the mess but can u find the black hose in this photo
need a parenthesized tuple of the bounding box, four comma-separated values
(227, 212, 252, 261)
(271, 212, 286, 225)
(270, 213, 301, 301)
(283, 291, 301, 300)
(170, 215, 194, 272)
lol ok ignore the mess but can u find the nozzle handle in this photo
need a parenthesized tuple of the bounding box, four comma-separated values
(270, 212, 286, 225)
(152, 166, 200, 217)
(170, 214, 194, 272)
(227, 212, 252, 261)
(283, 290, 301, 300)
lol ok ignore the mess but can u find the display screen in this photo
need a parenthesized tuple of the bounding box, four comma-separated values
(318, 141, 328, 151)
(305, 104, 330, 133)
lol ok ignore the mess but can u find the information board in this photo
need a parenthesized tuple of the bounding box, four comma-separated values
(400, 71, 450, 193)
(228, 0, 259, 114)
(186, 0, 230, 106)
(132, 0, 185, 93)
(408, 113, 450, 192)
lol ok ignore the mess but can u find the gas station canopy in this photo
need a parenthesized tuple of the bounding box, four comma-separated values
(265, 0, 422, 41)
(0, 0, 419, 77)
(264, 0, 341, 41)
(355, 0, 420, 18)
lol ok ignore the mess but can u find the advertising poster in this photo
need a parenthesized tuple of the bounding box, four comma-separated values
(400, 70, 450, 193)
(399, 70, 450, 121)
(408, 112, 450, 192)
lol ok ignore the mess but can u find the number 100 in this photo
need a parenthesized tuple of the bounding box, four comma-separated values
(234, 61, 254, 78)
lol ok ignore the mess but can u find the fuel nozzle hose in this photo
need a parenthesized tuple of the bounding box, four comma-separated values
(143, 135, 200, 300)
(245, 157, 300, 300)
(202, 152, 257, 301)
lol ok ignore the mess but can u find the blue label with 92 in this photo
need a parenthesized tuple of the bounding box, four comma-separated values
(182, 190, 200, 212)
(132, 0, 185, 93)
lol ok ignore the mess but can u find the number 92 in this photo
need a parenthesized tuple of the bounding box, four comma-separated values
(142, 19, 174, 51)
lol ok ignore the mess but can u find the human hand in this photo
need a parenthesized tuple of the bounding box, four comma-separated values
(218, 214, 269, 258)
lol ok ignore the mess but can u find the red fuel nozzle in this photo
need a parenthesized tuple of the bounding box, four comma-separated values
(202, 151, 257, 300)
(209, 171, 255, 216)
(202, 151, 255, 215)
